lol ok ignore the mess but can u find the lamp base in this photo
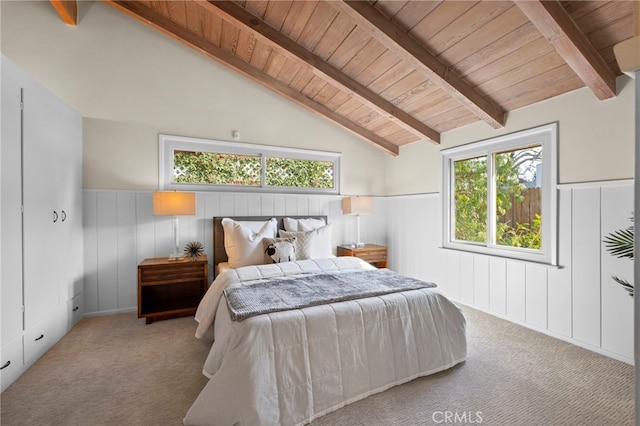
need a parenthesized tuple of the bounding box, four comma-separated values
(349, 242, 366, 248)
(168, 252, 185, 261)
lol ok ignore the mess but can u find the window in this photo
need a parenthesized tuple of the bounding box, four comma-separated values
(441, 123, 557, 265)
(160, 135, 340, 194)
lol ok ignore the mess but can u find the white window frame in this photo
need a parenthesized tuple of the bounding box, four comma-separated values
(441, 123, 558, 265)
(159, 134, 341, 194)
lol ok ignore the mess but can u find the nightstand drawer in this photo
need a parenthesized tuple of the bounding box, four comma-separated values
(355, 250, 386, 263)
(140, 263, 204, 284)
(356, 253, 387, 262)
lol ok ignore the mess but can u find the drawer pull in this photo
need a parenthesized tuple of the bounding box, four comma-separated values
(72, 306, 79, 312)
(0, 361, 10, 370)
(35, 334, 44, 341)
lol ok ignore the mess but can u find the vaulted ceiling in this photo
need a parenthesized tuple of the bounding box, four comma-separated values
(53, 1, 635, 155)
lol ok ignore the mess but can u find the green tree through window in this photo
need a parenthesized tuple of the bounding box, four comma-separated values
(174, 151, 261, 186)
(266, 157, 333, 189)
(454, 156, 487, 243)
(494, 147, 542, 249)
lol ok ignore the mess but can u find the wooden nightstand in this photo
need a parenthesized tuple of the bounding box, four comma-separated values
(337, 244, 388, 268)
(137, 255, 208, 324)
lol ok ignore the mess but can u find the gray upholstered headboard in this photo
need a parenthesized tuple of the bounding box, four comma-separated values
(212, 216, 327, 274)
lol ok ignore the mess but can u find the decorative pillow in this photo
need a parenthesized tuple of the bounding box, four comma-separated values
(279, 230, 316, 260)
(307, 223, 333, 258)
(283, 217, 326, 232)
(263, 237, 296, 264)
(221, 218, 277, 268)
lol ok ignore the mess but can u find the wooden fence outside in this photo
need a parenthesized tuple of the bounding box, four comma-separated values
(500, 187, 541, 226)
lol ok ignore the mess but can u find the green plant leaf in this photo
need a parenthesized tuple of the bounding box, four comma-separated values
(604, 213, 634, 296)
(612, 276, 634, 297)
(603, 227, 634, 259)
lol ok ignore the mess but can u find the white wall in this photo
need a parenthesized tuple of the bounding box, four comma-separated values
(384, 181, 635, 364)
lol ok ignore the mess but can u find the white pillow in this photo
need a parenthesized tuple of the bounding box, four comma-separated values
(222, 218, 277, 268)
(309, 223, 333, 258)
(283, 217, 326, 232)
(236, 220, 276, 234)
(280, 223, 333, 259)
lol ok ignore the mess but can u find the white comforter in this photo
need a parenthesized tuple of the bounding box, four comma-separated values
(184, 257, 466, 426)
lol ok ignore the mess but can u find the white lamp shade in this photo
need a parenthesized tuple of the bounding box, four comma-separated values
(342, 196, 374, 216)
(153, 191, 196, 216)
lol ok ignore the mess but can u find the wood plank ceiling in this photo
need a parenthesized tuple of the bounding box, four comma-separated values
(79, 1, 633, 155)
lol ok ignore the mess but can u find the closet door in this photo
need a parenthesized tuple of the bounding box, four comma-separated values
(57, 111, 83, 303)
(1, 71, 24, 344)
(22, 88, 64, 329)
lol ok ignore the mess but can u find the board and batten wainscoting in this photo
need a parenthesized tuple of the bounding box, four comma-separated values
(384, 180, 634, 365)
(83, 180, 633, 364)
(82, 191, 388, 316)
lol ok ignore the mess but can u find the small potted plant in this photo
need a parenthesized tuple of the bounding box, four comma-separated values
(183, 241, 205, 261)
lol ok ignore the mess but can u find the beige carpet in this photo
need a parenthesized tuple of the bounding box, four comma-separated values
(0, 305, 634, 426)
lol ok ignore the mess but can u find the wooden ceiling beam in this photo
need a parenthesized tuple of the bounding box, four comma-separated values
(50, 0, 78, 26)
(104, 1, 399, 156)
(332, 0, 506, 129)
(515, 0, 616, 100)
(202, 0, 439, 144)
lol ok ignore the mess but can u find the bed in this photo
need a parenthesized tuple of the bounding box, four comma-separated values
(183, 216, 466, 426)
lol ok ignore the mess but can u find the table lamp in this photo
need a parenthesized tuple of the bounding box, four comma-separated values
(342, 196, 373, 248)
(153, 190, 196, 259)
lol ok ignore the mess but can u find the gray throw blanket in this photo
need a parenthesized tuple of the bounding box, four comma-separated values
(224, 268, 437, 321)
